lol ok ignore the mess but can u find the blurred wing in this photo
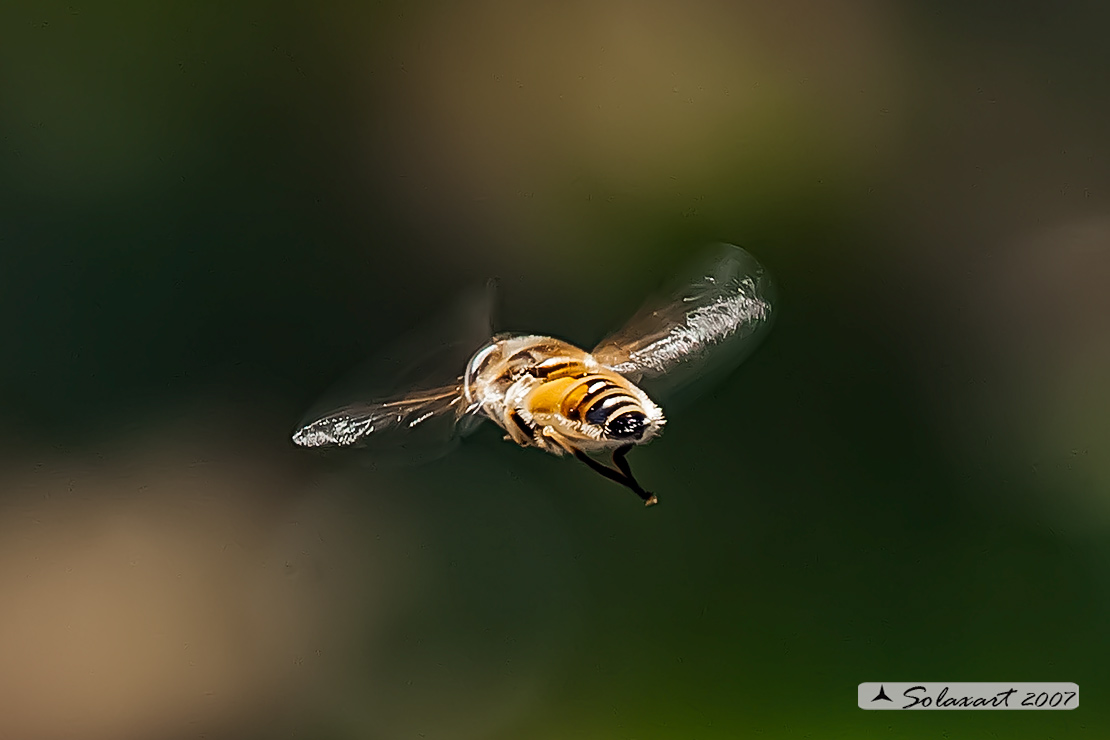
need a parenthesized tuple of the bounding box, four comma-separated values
(344, 279, 499, 397)
(291, 280, 497, 460)
(592, 243, 776, 401)
(292, 386, 462, 448)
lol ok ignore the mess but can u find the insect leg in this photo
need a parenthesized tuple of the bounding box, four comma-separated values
(572, 448, 658, 507)
(611, 444, 635, 478)
(505, 410, 535, 446)
(612, 445, 658, 507)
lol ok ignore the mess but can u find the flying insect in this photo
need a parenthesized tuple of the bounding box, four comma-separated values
(293, 243, 776, 506)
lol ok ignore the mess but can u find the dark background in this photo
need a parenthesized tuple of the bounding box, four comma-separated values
(1, 2, 1108, 738)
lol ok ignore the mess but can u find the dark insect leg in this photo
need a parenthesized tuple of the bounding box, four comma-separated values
(611, 444, 638, 483)
(573, 448, 658, 507)
(612, 445, 657, 507)
(508, 410, 534, 444)
(572, 448, 627, 486)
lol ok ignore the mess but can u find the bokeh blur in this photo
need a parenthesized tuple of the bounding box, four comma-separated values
(2, 1, 1108, 738)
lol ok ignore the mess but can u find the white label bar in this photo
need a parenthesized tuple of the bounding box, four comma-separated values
(858, 683, 1079, 710)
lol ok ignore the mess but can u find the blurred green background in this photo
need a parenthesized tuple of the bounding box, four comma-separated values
(2, 1, 1108, 738)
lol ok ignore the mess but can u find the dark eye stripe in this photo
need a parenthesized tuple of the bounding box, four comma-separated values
(585, 394, 639, 427)
(568, 389, 618, 421)
(599, 394, 631, 409)
(582, 391, 630, 421)
(589, 394, 635, 415)
(579, 379, 620, 407)
(602, 401, 641, 423)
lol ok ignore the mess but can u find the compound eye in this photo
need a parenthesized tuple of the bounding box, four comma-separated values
(584, 403, 611, 427)
(607, 411, 647, 440)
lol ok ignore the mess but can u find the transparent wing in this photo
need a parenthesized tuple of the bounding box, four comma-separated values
(592, 243, 776, 402)
(291, 281, 497, 460)
(292, 386, 463, 448)
(339, 279, 499, 398)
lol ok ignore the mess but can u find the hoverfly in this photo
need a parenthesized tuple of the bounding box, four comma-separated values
(293, 243, 775, 506)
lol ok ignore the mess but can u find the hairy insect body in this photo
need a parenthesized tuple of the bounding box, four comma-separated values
(293, 243, 775, 506)
(464, 335, 665, 456)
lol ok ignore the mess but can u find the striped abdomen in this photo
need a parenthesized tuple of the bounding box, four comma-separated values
(529, 372, 650, 441)
(567, 374, 650, 439)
